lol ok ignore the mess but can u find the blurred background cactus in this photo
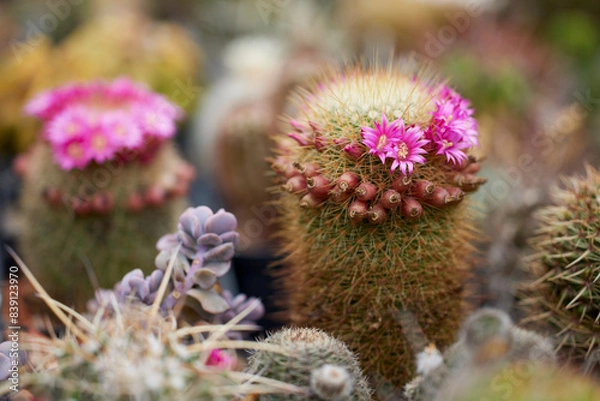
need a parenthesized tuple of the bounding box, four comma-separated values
(245, 327, 373, 401)
(271, 64, 485, 387)
(17, 78, 193, 312)
(0, 0, 202, 156)
(520, 165, 600, 366)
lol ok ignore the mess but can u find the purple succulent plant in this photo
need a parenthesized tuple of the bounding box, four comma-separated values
(213, 290, 265, 340)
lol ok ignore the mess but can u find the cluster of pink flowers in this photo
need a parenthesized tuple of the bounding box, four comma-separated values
(361, 114, 428, 175)
(425, 85, 479, 165)
(361, 85, 479, 174)
(25, 78, 183, 170)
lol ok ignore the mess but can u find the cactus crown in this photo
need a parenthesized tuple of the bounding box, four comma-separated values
(523, 164, 600, 361)
(274, 64, 484, 225)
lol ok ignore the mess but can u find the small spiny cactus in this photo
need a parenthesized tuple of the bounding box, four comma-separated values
(271, 63, 485, 386)
(18, 78, 194, 311)
(244, 327, 373, 401)
(521, 165, 600, 364)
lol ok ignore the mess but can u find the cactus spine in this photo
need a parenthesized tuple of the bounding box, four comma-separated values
(272, 65, 485, 386)
(521, 165, 600, 363)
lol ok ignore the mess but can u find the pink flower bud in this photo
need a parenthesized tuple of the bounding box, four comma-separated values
(381, 189, 401, 209)
(348, 200, 368, 223)
(309, 120, 323, 134)
(288, 132, 312, 147)
(392, 175, 412, 193)
(355, 182, 377, 201)
(401, 197, 423, 219)
(314, 135, 327, 152)
(368, 203, 387, 224)
(338, 172, 360, 192)
(333, 137, 351, 149)
(307, 175, 333, 198)
(282, 175, 307, 193)
(412, 180, 435, 199)
(289, 118, 307, 132)
(343, 143, 364, 160)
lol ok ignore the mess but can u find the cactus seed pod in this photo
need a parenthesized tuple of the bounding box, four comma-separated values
(401, 197, 423, 219)
(91, 192, 115, 214)
(446, 187, 465, 204)
(338, 172, 360, 192)
(412, 180, 435, 199)
(71, 197, 92, 216)
(299, 193, 324, 208)
(392, 175, 413, 193)
(453, 174, 488, 192)
(462, 162, 481, 175)
(329, 188, 352, 203)
(126, 193, 145, 212)
(42, 187, 63, 207)
(307, 175, 333, 198)
(348, 200, 368, 223)
(381, 189, 402, 209)
(293, 161, 321, 177)
(145, 185, 166, 207)
(272, 157, 300, 178)
(354, 182, 377, 201)
(368, 203, 387, 224)
(424, 187, 452, 208)
(282, 175, 308, 193)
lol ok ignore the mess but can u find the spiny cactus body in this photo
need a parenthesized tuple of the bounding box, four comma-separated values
(272, 65, 485, 386)
(245, 327, 372, 401)
(18, 79, 193, 311)
(521, 165, 600, 363)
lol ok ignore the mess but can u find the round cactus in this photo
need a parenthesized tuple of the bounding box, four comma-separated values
(17, 79, 193, 311)
(271, 64, 485, 386)
(245, 327, 372, 401)
(521, 165, 600, 363)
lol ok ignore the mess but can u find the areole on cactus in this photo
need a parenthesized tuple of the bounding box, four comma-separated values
(271, 63, 486, 387)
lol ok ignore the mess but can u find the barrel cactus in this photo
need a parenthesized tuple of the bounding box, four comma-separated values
(17, 78, 194, 311)
(245, 327, 373, 401)
(271, 64, 485, 386)
(521, 165, 600, 363)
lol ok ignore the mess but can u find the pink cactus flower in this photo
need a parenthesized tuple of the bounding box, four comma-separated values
(361, 113, 403, 164)
(426, 85, 479, 165)
(206, 349, 236, 370)
(25, 78, 184, 170)
(386, 125, 429, 175)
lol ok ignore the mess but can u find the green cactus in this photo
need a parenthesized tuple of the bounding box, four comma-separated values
(521, 165, 600, 363)
(271, 65, 485, 386)
(245, 327, 373, 401)
(17, 79, 194, 312)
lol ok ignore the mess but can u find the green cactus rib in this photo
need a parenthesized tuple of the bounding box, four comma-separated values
(272, 66, 482, 388)
(19, 141, 187, 311)
(521, 165, 600, 363)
